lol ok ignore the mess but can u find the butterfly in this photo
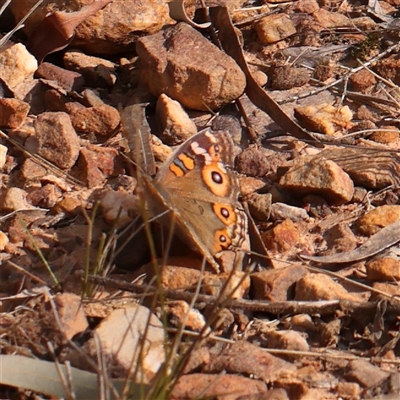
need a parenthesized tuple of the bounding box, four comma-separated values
(142, 128, 250, 272)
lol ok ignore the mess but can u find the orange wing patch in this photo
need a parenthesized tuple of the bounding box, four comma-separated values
(169, 163, 185, 177)
(169, 154, 195, 177)
(178, 154, 195, 171)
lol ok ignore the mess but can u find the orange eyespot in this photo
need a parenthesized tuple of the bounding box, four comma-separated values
(202, 163, 230, 196)
(208, 144, 221, 161)
(213, 228, 232, 252)
(213, 204, 236, 225)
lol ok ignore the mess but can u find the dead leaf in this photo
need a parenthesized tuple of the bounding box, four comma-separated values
(209, 6, 316, 142)
(120, 103, 156, 176)
(28, 0, 113, 63)
(320, 147, 400, 189)
(168, 0, 211, 29)
(301, 221, 400, 264)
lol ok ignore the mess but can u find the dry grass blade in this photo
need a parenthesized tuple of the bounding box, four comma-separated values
(280, 37, 400, 106)
(0, 0, 43, 49)
(6, 259, 48, 285)
(0, 354, 128, 399)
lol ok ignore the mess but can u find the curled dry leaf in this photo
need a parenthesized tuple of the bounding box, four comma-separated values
(168, 0, 211, 29)
(209, 6, 316, 143)
(301, 221, 400, 264)
(28, 0, 113, 63)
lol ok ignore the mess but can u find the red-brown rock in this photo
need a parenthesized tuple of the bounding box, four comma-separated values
(10, 0, 171, 55)
(251, 265, 308, 301)
(204, 341, 296, 382)
(33, 112, 80, 169)
(63, 51, 117, 87)
(262, 219, 300, 253)
(69, 104, 120, 136)
(346, 359, 390, 388)
(78, 145, 123, 188)
(172, 373, 268, 400)
(136, 23, 246, 111)
(295, 273, 366, 301)
(356, 205, 400, 235)
(36, 62, 85, 91)
(280, 156, 354, 205)
(52, 293, 88, 340)
(366, 257, 400, 281)
(156, 93, 197, 145)
(0, 98, 30, 128)
(0, 43, 37, 90)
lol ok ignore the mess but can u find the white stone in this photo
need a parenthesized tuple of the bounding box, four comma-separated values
(255, 14, 296, 44)
(100, 190, 139, 227)
(0, 43, 37, 89)
(0, 145, 7, 170)
(1, 187, 32, 211)
(0, 231, 9, 251)
(156, 94, 197, 145)
(90, 305, 166, 382)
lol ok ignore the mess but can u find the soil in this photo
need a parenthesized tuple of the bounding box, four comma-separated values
(0, 1, 400, 399)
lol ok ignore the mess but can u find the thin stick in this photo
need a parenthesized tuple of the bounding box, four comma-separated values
(79, 273, 400, 315)
(6, 260, 48, 286)
(168, 327, 400, 364)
